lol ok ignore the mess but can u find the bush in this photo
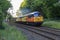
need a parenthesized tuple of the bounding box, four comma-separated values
(0, 23, 27, 40)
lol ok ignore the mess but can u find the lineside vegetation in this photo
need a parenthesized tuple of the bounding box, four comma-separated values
(0, 22, 27, 40)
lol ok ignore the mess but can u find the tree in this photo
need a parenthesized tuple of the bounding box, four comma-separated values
(20, 0, 60, 19)
(0, 0, 11, 29)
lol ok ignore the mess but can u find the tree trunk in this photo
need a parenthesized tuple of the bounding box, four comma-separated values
(0, 18, 4, 29)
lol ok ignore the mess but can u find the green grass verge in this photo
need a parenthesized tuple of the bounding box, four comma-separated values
(42, 20, 60, 29)
(0, 22, 27, 40)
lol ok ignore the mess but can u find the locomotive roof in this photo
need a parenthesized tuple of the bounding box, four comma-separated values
(19, 11, 39, 17)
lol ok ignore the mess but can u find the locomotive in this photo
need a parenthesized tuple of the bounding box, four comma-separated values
(16, 11, 43, 26)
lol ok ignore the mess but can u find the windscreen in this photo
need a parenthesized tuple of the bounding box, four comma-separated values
(34, 12, 40, 17)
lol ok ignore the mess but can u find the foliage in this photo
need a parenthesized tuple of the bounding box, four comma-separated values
(0, 0, 11, 29)
(42, 20, 60, 29)
(0, 22, 27, 40)
(20, 0, 60, 19)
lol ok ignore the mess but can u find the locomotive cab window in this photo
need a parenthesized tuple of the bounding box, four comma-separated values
(34, 12, 41, 17)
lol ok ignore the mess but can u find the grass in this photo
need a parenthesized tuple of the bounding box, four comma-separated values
(42, 20, 60, 29)
(0, 22, 27, 40)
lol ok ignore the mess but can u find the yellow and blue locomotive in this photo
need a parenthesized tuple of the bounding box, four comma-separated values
(16, 11, 43, 26)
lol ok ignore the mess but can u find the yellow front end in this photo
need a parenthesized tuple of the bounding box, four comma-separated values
(34, 16, 43, 22)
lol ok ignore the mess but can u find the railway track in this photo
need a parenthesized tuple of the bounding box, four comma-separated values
(14, 23, 60, 40)
(8, 22, 60, 40)
(25, 26, 60, 36)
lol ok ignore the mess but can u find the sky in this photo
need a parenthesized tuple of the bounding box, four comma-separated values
(9, 0, 24, 17)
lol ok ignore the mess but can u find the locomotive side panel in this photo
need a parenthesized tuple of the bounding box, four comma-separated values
(22, 17, 27, 22)
(27, 15, 34, 22)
